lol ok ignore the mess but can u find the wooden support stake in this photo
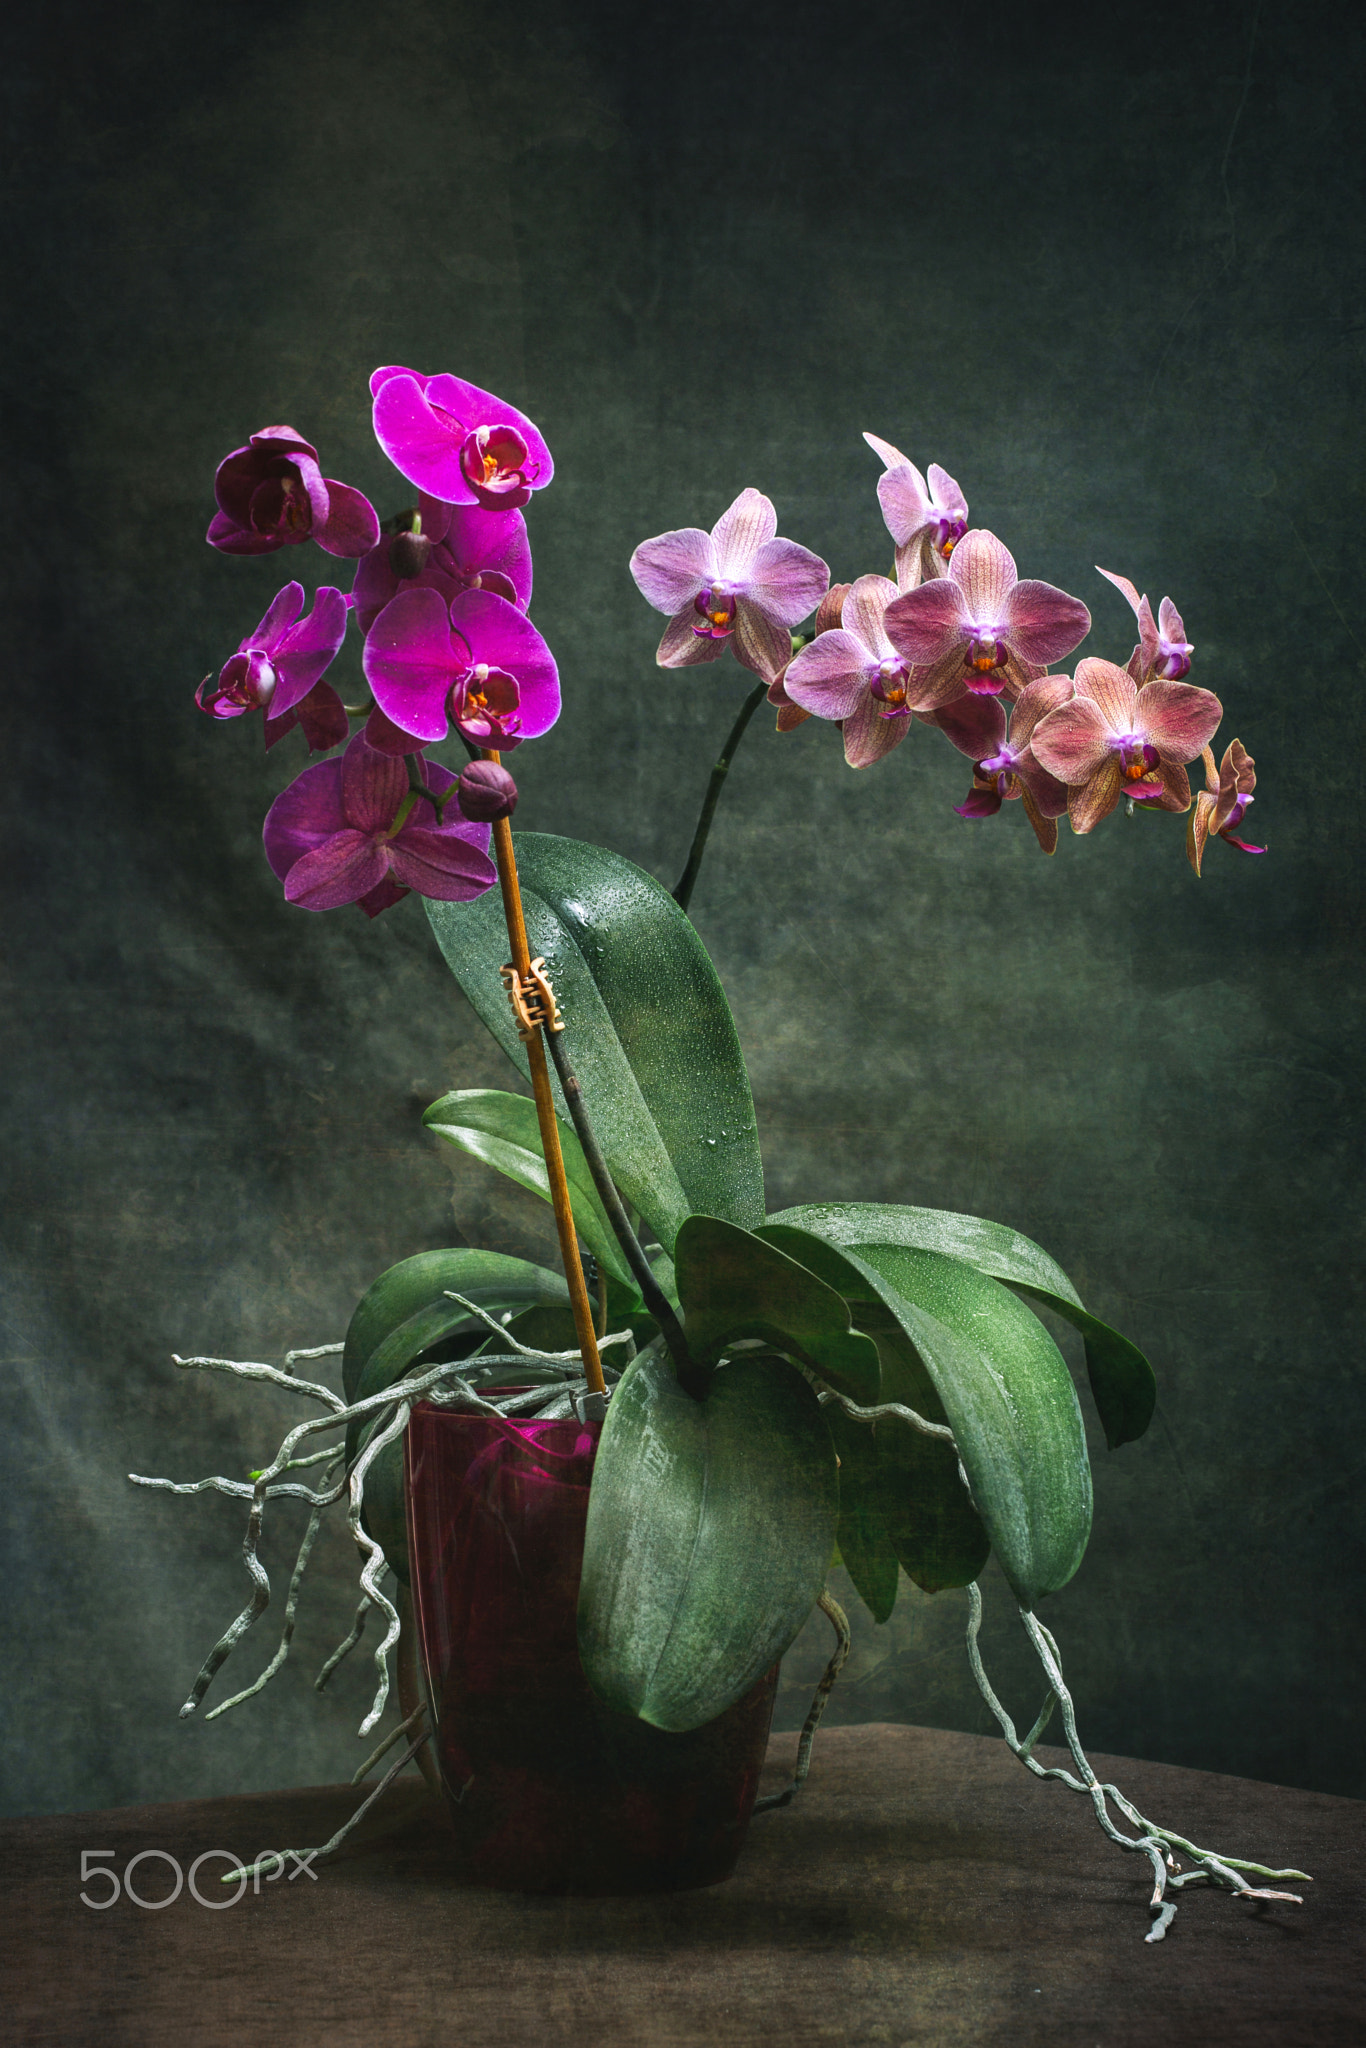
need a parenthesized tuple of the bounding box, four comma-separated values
(484, 754, 606, 1398)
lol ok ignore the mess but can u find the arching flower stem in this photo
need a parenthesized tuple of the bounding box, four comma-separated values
(672, 679, 769, 913)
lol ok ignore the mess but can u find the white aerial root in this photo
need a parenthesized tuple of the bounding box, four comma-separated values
(964, 1581, 1311, 1942)
(817, 1387, 955, 1443)
(754, 1588, 852, 1814)
(134, 1337, 624, 1737)
(218, 1727, 434, 1890)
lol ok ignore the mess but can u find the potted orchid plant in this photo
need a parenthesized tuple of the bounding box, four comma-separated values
(136, 361, 1304, 1930)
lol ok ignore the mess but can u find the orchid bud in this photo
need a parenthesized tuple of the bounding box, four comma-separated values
(389, 529, 433, 580)
(814, 583, 851, 634)
(456, 760, 518, 822)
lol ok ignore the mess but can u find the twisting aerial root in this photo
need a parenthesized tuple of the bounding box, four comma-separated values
(964, 1581, 1310, 1941)
(218, 1727, 433, 1889)
(204, 1458, 342, 1722)
(754, 1588, 852, 1813)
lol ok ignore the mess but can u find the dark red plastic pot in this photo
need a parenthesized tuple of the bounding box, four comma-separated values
(404, 1401, 778, 1894)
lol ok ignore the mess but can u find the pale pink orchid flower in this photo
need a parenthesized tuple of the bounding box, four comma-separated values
(863, 433, 968, 590)
(783, 572, 971, 769)
(882, 530, 1091, 703)
(630, 488, 829, 684)
(930, 676, 1074, 855)
(1030, 657, 1223, 835)
(1096, 567, 1194, 683)
(1187, 740, 1264, 875)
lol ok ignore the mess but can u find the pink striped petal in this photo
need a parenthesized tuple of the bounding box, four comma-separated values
(1138, 680, 1222, 761)
(1029, 695, 1115, 782)
(1068, 758, 1124, 835)
(883, 577, 968, 663)
(1096, 566, 1142, 619)
(1008, 674, 1074, 748)
(863, 431, 911, 469)
(284, 832, 391, 910)
(629, 527, 717, 614)
(1016, 756, 1070, 818)
(840, 574, 899, 658)
(712, 489, 776, 578)
(1073, 657, 1136, 734)
(949, 530, 1017, 625)
(655, 607, 729, 668)
(842, 692, 912, 769)
(1159, 595, 1188, 646)
(731, 601, 792, 682)
(783, 629, 876, 719)
(875, 463, 931, 546)
(746, 537, 830, 626)
(1003, 579, 1091, 664)
(928, 694, 1006, 761)
(927, 464, 967, 517)
(1019, 784, 1060, 854)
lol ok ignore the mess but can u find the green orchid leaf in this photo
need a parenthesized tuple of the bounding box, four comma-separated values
(673, 1215, 882, 1403)
(426, 834, 764, 1253)
(423, 1088, 635, 1290)
(760, 1222, 1088, 1603)
(579, 1344, 838, 1731)
(766, 1199, 1155, 1450)
(823, 1404, 900, 1623)
(848, 1242, 1091, 1607)
(342, 1248, 568, 1402)
(341, 1248, 570, 1583)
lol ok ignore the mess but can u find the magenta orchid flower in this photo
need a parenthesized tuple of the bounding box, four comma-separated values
(1187, 740, 1264, 874)
(361, 586, 559, 752)
(882, 530, 1091, 703)
(630, 488, 830, 684)
(196, 583, 350, 753)
(370, 367, 553, 511)
(1029, 657, 1223, 834)
(1097, 567, 1194, 683)
(863, 434, 969, 590)
(263, 733, 496, 918)
(207, 427, 379, 559)
(351, 495, 533, 636)
(930, 676, 1073, 855)
(783, 573, 969, 768)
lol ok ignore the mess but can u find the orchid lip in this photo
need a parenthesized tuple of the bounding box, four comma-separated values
(692, 587, 737, 639)
(1156, 646, 1193, 680)
(870, 658, 911, 707)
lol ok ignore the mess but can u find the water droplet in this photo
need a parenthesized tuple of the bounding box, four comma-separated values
(705, 1137, 717, 1147)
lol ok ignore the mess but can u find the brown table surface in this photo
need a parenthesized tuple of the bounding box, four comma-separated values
(1, 1723, 1360, 2047)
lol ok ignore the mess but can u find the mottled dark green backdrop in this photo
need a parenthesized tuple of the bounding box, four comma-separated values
(4, 0, 1361, 1818)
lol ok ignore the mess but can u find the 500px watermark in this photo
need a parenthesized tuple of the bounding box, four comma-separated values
(79, 1848, 318, 1908)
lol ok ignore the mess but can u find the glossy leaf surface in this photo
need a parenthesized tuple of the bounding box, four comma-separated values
(579, 1345, 838, 1731)
(423, 1087, 635, 1288)
(427, 835, 764, 1251)
(674, 1215, 881, 1402)
(767, 1199, 1155, 1449)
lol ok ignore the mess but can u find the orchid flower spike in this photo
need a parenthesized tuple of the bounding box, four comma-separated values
(782, 573, 969, 768)
(196, 583, 350, 754)
(863, 434, 968, 590)
(1187, 740, 1264, 874)
(630, 488, 830, 684)
(883, 530, 1091, 703)
(930, 677, 1074, 854)
(361, 586, 559, 753)
(263, 732, 496, 918)
(371, 368, 554, 510)
(1096, 567, 1194, 683)
(1030, 657, 1223, 834)
(208, 427, 379, 559)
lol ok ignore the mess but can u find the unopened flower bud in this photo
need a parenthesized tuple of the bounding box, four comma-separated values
(389, 529, 433, 580)
(456, 760, 518, 822)
(814, 583, 850, 635)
